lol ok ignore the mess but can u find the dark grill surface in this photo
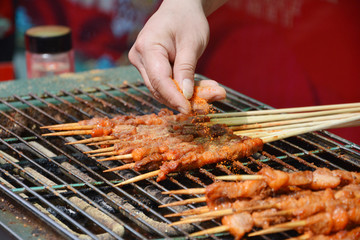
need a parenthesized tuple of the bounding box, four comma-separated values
(0, 79, 360, 240)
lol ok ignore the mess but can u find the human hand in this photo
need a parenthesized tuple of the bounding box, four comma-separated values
(129, 0, 215, 114)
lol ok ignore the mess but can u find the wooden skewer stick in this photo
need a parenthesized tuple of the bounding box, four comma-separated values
(44, 125, 95, 131)
(84, 147, 115, 154)
(248, 220, 307, 237)
(103, 163, 135, 172)
(230, 113, 356, 131)
(162, 188, 206, 195)
(113, 170, 160, 187)
(262, 114, 360, 143)
(88, 151, 120, 157)
(182, 204, 277, 221)
(208, 102, 360, 118)
(234, 119, 332, 135)
(158, 197, 206, 208)
(41, 122, 80, 129)
(235, 117, 360, 135)
(169, 216, 216, 226)
(215, 175, 264, 181)
(164, 206, 209, 218)
(65, 136, 115, 145)
(189, 225, 229, 238)
(42, 130, 92, 136)
(210, 107, 360, 126)
(96, 154, 132, 162)
(87, 139, 123, 146)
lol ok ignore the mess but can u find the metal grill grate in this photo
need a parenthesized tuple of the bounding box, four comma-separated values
(0, 77, 360, 240)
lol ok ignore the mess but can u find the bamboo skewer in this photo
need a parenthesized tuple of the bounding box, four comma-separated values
(103, 163, 135, 172)
(97, 154, 132, 162)
(234, 119, 337, 135)
(210, 106, 360, 126)
(164, 206, 209, 218)
(248, 220, 307, 237)
(170, 204, 277, 225)
(41, 122, 80, 128)
(169, 216, 217, 226)
(113, 170, 160, 187)
(89, 151, 120, 157)
(65, 136, 116, 145)
(207, 102, 360, 118)
(261, 114, 360, 143)
(215, 175, 264, 181)
(84, 147, 115, 154)
(230, 113, 356, 131)
(158, 197, 206, 208)
(162, 188, 206, 195)
(87, 139, 123, 146)
(42, 130, 92, 136)
(189, 225, 229, 237)
(187, 215, 308, 239)
(44, 125, 95, 131)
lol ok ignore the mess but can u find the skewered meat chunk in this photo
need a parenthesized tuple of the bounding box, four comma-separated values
(80, 108, 191, 127)
(221, 212, 254, 240)
(204, 167, 360, 204)
(311, 227, 360, 240)
(310, 168, 342, 190)
(157, 137, 263, 181)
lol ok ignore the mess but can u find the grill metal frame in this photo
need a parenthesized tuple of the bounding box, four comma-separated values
(0, 73, 359, 240)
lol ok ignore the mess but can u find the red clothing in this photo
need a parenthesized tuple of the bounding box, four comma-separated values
(199, 0, 360, 143)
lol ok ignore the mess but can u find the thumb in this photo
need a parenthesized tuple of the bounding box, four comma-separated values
(173, 50, 198, 100)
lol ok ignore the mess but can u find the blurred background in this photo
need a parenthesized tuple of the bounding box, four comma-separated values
(0, 0, 359, 143)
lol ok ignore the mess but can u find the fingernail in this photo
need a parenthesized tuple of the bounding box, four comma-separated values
(182, 78, 194, 100)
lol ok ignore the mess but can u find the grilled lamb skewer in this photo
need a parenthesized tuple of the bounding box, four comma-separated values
(188, 185, 360, 240)
(172, 184, 360, 225)
(308, 226, 360, 240)
(162, 167, 360, 208)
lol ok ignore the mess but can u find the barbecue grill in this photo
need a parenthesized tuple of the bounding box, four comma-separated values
(0, 66, 359, 240)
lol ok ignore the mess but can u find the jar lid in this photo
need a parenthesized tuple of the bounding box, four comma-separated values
(25, 25, 72, 54)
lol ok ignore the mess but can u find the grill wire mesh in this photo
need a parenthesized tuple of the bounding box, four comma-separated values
(0, 79, 360, 240)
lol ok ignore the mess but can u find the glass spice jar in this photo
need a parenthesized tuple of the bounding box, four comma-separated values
(25, 25, 74, 78)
